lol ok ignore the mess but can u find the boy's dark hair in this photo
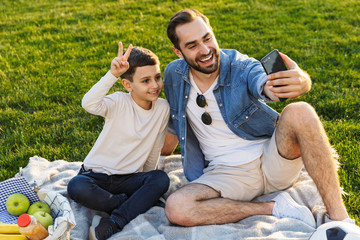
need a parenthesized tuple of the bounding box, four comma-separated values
(167, 9, 212, 50)
(120, 47, 160, 82)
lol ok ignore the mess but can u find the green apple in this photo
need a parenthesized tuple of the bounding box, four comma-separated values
(28, 201, 51, 215)
(32, 211, 53, 230)
(6, 193, 30, 216)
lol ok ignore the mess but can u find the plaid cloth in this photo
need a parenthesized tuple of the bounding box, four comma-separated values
(36, 190, 76, 240)
(0, 177, 40, 224)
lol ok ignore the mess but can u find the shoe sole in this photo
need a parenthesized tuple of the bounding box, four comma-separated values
(89, 215, 102, 240)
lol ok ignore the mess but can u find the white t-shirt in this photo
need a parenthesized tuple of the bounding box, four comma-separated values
(186, 73, 268, 166)
(82, 71, 170, 175)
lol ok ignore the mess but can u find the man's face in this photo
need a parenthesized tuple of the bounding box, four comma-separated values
(175, 17, 220, 74)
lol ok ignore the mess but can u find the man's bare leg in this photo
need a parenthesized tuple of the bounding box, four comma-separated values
(165, 183, 273, 226)
(165, 101, 349, 226)
(275, 102, 349, 221)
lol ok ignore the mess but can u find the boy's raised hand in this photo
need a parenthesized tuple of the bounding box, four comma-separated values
(110, 42, 133, 78)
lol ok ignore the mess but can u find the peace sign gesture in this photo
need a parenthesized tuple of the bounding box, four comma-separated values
(110, 42, 133, 78)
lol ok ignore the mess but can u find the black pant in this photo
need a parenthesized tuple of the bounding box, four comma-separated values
(67, 165, 169, 228)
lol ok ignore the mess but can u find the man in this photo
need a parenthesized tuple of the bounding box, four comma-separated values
(162, 9, 352, 228)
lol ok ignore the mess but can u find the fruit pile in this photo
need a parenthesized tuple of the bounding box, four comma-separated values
(0, 193, 54, 239)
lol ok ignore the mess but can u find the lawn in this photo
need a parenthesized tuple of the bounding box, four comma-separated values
(1, 0, 359, 223)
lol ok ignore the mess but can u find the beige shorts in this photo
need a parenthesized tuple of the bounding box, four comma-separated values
(192, 131, 304, 201)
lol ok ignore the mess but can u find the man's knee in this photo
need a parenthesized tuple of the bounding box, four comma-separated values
(283, 102, 315, 116)
(165, 191, 197, 227)
(281, 102, 319, 127)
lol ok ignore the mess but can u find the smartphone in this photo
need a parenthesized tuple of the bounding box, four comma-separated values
(260, 49, 287, 102)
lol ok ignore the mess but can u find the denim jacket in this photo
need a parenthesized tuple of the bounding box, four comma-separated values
(164, 49, 279, 181)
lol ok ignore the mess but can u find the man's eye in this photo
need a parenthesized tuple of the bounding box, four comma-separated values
(189, 45, 196, 49)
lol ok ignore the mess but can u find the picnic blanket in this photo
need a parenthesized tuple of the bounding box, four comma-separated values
(15, 155, 332, 240)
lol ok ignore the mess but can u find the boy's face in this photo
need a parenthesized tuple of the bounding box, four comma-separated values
(173, 17, 220, 75)
(123, 64, 163, 110)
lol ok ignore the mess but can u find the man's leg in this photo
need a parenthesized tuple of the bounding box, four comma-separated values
(165, 183, 273, 226)
(275, 102, 349, 221)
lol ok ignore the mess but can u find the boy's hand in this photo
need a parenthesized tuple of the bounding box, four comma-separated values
(266, 52, 311, 100)
(110, 42, 133, 78)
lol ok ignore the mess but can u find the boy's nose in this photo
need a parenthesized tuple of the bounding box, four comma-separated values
(151, 80, 159, 88)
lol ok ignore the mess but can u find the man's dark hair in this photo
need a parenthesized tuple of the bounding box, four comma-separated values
(167, 9, 212, 50)
(121, 47, 160, 81)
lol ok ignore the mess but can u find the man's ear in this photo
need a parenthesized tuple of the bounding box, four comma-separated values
(172, 46, 183, 59)
(122, 79, 133, 92)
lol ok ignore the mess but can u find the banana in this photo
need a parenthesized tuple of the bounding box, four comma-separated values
(0, 233, 28, 240)
(0, 222, 20, 234)
(0, 222, 20, 233)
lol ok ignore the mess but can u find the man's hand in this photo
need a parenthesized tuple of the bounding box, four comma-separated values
(110, 42, 133, 78)
(161, 133, 179, 156)
(265, 52, 312, 101)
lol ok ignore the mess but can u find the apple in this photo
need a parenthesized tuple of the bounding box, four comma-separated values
(6, 193, 30, 216)
(32, 211, 53, 230)
(28, 201, 51, 215)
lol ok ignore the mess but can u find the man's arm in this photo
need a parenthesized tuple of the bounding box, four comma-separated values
(161, 132, 179, 156)
(263, 52, 312, 101)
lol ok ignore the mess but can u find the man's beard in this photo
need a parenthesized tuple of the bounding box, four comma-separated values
(182, 48, 220, 74)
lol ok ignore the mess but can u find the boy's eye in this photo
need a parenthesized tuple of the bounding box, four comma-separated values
(142, 79, 149, 83)
(156, 75, 162, 81)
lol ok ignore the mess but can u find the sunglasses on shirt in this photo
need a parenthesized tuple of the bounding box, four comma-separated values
(196, 93, 212, 125)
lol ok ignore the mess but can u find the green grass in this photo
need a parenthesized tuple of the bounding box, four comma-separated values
(1, 0, 359, 223)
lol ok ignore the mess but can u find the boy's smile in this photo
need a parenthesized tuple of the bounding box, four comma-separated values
(123, 64, 163, 110)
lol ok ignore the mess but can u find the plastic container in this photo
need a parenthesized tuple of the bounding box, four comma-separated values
(17, 213, 49, 240)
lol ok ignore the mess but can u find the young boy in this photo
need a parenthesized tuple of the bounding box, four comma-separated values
(67, 42, 170, 240)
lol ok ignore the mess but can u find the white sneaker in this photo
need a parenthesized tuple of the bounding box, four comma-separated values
(325, 214, 356, 224)
(89, 215, 101, 240)
(272, 191, 316, 228)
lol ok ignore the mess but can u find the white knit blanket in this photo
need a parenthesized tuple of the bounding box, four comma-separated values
(17, 155, 329, 240)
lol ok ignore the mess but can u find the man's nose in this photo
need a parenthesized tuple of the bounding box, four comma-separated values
(199, 42, 210, 55)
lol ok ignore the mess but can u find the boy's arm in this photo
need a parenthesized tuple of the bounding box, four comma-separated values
(143, 111, 170, 172)
(82, 42, 133, 116)
(82, 71, 119, 117)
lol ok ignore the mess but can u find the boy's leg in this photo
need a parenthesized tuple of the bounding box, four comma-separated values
(273, 102, 349, 221)
(90, 169, 170, 240)
(67, 167, 127, 214)
(109, 170, 170, 229)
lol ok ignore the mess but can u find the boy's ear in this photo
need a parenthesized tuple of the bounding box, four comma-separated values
(122, 79, 133, 92)
(172, 46, 183, 59)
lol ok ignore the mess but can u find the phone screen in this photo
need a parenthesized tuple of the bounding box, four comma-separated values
(261, 49, 287, 75)
(260, 49, 288, 102)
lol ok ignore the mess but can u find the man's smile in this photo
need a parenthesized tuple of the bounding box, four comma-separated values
(198, 51, 214, 65)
